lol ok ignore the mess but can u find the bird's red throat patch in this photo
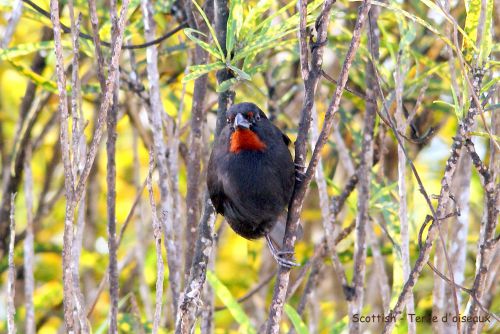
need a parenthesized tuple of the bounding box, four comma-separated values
(230, 129, 267, 153)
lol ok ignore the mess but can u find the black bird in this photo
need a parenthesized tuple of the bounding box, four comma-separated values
(207, 102, 297, 267)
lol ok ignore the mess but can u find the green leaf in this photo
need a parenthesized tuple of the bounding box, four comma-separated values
(216, 78, 238, 92)
(419, 0, 477, 53)
(206, 271, 256, 334)
(370, 1, 455, 51)
(450, 83, 462, 120)
(234, 31, 298, 62)
(252, 1, 297, 37)
(478, 0, 494, 65)
(226, 0, 243, 57)
(462, 0, 481, 63)
(227, 65, 251, 80)
(191, 0, 224, 58)
(331, 315, 349, 334)
(240, 0, 274, 39)
(284, 304, 309, 334)
(481, 76, 499, 94)
(470, 131, 500, 142)
(245, 63, 268, 76)
(183, 28, 224, 60)
(6, 58, 58, 93)
(182, 61, 225, 82)
(0, 41, 66, 60)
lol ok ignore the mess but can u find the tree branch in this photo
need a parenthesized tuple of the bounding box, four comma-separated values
(266, 1, 373, 332)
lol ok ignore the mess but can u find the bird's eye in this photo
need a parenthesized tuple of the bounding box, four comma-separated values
(226, 118, 231, 124)
(255, 114, 261, 121)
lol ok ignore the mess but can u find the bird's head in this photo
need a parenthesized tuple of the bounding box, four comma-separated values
(226, 103, 268, 153)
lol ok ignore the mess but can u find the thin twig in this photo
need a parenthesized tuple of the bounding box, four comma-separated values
(67, 3, 89, 330)
(141, 0, 181, 318)
(7, 193, 17, 334)
(214, 271, 278, 312)
(367, 221, 391, 313)
(147, 151, 165, 334)
(87, 0, 106, 90)
(23, 145, 35, 334)
(132, 124, 153, 319)
(464, 139, 499, 333)
(381, 68, 485, 334)
(0, 27, 52, 257)
(1, 0, 22, 48)
(175, 195, 217, 333)
(106, 1, 121, 331)
(73, 0, 130, 205)
(349, 7, 378, 333)
(267, 2, 372, 332)
(49, 1, 77, 330)
(425, 260, 500, 322)
(175, 0, 234, 331)
(185, 0, 213, 278)
(392, 25, 416, 334)
(86, 176, 148, 317)
(21, 0, 187, 50)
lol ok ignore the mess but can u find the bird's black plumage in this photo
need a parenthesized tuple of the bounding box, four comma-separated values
(207, 102, 295, 240)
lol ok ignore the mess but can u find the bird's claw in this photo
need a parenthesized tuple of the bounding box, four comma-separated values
(294, 163, 306, 169)
(295, 163, 306, 182)
(266, 235, 300, 268)
(274, 255, 300, 268)
(295, 170, 306, 183)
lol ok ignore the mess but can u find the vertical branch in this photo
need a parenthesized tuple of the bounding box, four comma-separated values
(73, 0, 130, 204)
(176, 0, 234, 331)
(1, 0, 22, 48)
(172, 66, 187, 285)
(147, 152, 165, 334)
(267, 1, 370, 332)
(49, 1, 77, 331)
(444, 151, 471, 313)
(23, 146, 35, 334)
(349, 8, 378, 333)
(184, 0, 213, 277)
(367, 222, 391, 313)
(214, 0, 235, 135)
(176, 196, 217, 333)
(106, 0, 120, 331)
(141, 0, 181, 318)
(67, 1, 89, 331)
(87, 0, 106, 90)
(392, 28, 416, 334)
(382, 69, 485, 334)
(132, 125, 154, 319)
(200, 255, 216, 334)
(51, 0, 129, 331)
(129, 46, 154, 320)
(7, 193, 17, 334)
(0, 27, 52, 258)
(464, 140, 499, 334)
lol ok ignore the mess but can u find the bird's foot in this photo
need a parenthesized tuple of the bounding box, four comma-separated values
(265, 235, 300, 268)
(295, 163, 307, 183)
(294, 163, 306, 170)
(295, 170, 306, 183)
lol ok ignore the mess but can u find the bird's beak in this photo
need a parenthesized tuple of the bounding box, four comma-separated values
(234, 113, 251, 129)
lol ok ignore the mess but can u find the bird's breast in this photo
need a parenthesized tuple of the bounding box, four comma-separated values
(229, 129, 267, 153)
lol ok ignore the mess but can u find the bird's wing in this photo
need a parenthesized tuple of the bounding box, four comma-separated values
(282, 132, 291, 146)
(207, 153, 226, 215)
(277, 126, 292, 146)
